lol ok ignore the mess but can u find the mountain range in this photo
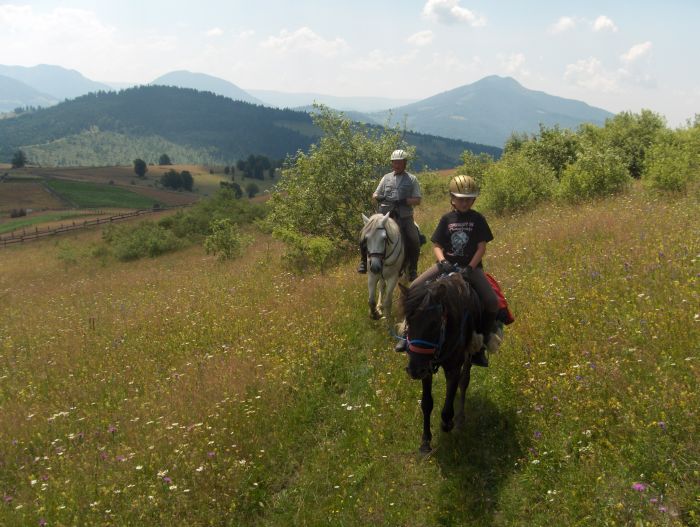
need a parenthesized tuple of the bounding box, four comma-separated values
(0, 85, 497, 168)
(0, 64, 614, 152)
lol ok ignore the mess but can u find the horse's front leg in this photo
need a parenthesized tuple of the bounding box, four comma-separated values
(367, 274, 381, 320)
(440, 367, 461, 433)
(381, 273, 399, 321)
(454, 361, 472, 430)
(420, 375, 434, 453)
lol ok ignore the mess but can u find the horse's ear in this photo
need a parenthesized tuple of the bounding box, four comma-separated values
(362, 213, 370, 225)
(380, 212, 390, 227)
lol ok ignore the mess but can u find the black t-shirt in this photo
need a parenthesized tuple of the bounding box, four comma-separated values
(431, 210, 493, 267)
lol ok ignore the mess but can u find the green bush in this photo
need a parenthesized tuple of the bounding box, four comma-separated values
(274, 227, 338, 273)
(642, 128, 699, 192)
(204, 219, 251, 261)
(479, 151, 557, 214)
(557, 146, 630, 202)
(102, 221, 182, 261)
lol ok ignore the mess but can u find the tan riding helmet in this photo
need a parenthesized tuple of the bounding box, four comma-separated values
(390, 149, 408, 161)
(449, 175, 479, 198)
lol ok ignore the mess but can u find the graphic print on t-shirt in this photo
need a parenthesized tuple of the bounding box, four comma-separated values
(451, 231, 468, 256)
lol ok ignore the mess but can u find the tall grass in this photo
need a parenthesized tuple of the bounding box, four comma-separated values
(0, 181, 697, 526)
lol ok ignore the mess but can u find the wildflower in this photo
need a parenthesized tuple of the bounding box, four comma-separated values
(658, 421, 666, 430)
(632, 482, 647, 492)
(163, 477, 173, 485)
(108, 425, 117, 434)
(39, 519, 47, 526)
(207, 452, 215, 458)
(3, 495, 12, 503)
(534, 431, 542, 440)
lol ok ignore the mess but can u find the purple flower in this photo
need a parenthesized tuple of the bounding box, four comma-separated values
(108, 425, 117, 434)
(649, 498, 658, 504)
(163, 476, 173, 484)
(658, 506, 667, 513)
(207, 451, 216, 458)
(658, 421, 666, 430)
(116, 455, 126, 462)
(632, 482, 647, 492)
(533, 431, 542, 440)
(3, 495, 12, 503)
(39, 519, 47, 526)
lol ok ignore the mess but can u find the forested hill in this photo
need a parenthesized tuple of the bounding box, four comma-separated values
(0, 85, 499, 168)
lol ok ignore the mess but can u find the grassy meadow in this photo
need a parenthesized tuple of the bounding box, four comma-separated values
(0, 180, 697, 526)
(44, 180, 159, 209)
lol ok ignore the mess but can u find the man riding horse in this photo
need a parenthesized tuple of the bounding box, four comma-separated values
(357, 149, 422, 282)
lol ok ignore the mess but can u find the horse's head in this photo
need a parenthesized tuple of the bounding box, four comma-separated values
(399, 280, 448, 380)
(399, 275, 471, 380)
(361, 212, 393, 275)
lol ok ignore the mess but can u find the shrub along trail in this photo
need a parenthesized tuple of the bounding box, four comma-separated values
(0, 182, 698, 526)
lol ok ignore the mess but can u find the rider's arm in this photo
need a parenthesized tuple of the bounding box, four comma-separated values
(433, 244, 446, 262)
(406, 196, 421, 206)
(468, 241, 487, 269)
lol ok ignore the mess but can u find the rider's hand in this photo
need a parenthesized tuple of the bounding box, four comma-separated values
(438, 259, 456, 274)
(461, 265, 474, 281)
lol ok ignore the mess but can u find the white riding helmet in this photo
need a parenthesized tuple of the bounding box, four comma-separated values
(390, 149, 408, 161)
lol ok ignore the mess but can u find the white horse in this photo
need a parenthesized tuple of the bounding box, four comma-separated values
(361, 212, 405, 320)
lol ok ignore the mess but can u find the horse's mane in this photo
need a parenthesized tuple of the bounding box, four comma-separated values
(401, 274, 470, 319)
(360, 213, 400, 242)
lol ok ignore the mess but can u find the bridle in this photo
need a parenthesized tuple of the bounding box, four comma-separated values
(367, 225, 401, 269)
(406, 301, 470, 373)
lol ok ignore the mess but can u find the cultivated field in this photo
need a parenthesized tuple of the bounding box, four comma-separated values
(0, 181, 697, 526)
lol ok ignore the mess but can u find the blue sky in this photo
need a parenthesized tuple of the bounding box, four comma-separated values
(1, 0, 697, 125)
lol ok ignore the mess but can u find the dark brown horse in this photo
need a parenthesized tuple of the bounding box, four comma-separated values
(399, 273, 484, 453)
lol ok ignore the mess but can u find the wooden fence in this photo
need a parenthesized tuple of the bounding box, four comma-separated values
(0, 207, 175, 248)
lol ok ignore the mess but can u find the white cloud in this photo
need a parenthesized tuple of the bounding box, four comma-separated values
(592, 15, 618, 32)
(238, 30, 255, 40)
(422, 0, 486, 26)
(498, 53, 529, 76)
(407, 30, 433, 47)
(564, 57, 619, 92)
(261, 27, 348, 57)
(621, 41, 652, 63)
(549, 16, 576, 34)
(206, 27, 224, 37)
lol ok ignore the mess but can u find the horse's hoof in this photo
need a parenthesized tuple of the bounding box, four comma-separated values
(441, 420, 454, 433)
(419, 442, 432, 454)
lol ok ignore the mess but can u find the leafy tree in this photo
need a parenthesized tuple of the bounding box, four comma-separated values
(525, 124, 580, 179)
(204, 218, 251, 261)
(181, 170, 194, 191)
(479, 150, 557, 214)
(220, 181, 243, 198)
(133, 158, 147, 178)
(589, 110, 666, 179)
(11, 149, 27, 168)
(160, 169, 182, 189)
(458, 151, 494, 184)
(642, 126, 700, 192)
(557, 143, 629, 202)
(267, 104, 406, 247)
(245, 182, 260, 198)
(158, 153, 172, 165)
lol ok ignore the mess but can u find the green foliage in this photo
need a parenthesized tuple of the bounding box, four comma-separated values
(158, 188, 265, 240)
(160, 169, 194, 191)
(158, 153, 172, 165)
(102, 220, 182, 261)
(457, 150, 495, 184)
(557, 145, 630, 202)
(479, 151, 557, 214)
(245, 182, 260, 198)
(133, 158, 147, 178)
(267, 105, 407, 251)
(274, 226, 338, 273)
(643, 127, 700, 192)
(591, 109, 666, 179)
(219, 180, 243, 198)
(523, 124, 580, 179)
(204, 218, 251, 261)
(11, 149, 27, 168)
